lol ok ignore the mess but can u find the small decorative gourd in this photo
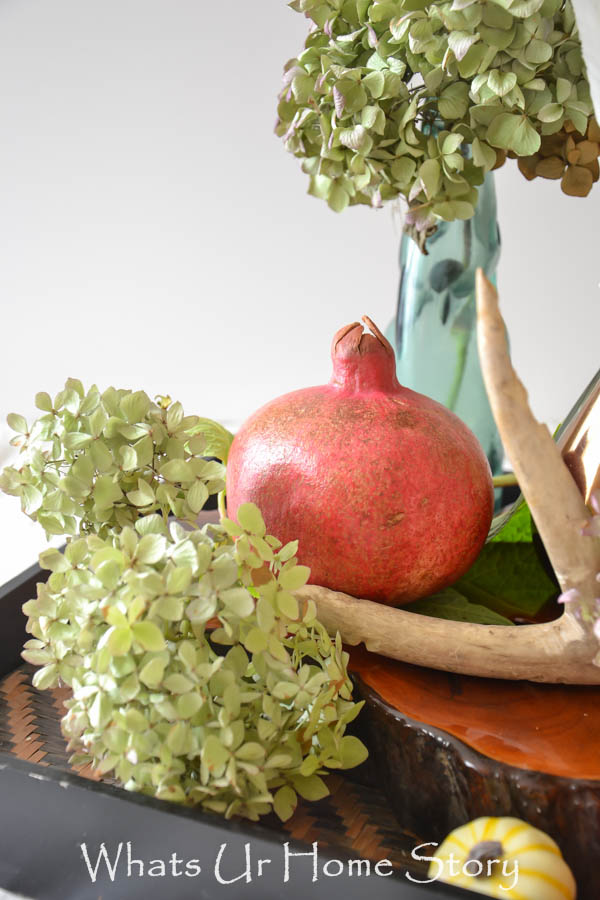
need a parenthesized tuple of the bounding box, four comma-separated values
(430, 816, 576, 899)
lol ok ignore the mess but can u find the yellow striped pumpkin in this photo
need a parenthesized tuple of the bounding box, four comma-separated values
(429, 816, 576, 899)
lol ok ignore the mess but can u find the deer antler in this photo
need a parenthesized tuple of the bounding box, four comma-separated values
(296, 271, 600, 683)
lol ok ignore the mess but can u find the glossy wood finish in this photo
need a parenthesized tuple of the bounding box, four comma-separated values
(349, 646, 600, 900)
(349, 645, 600, 780)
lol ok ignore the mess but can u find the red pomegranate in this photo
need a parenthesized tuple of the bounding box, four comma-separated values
(226, 317, 494, 605)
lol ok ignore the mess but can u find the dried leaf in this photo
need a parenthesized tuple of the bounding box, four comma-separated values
(535, 156, 564, 179)
(562, 164, 594, 197)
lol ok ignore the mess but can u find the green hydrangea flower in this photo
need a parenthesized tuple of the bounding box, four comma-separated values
(277, 0, 595, 245)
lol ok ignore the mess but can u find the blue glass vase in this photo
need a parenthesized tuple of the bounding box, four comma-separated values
(386, 173, 504, 481)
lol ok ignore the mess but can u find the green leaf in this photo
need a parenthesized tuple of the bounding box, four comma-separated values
(221, 587, 255, 618)
(236, 742, 266, 762)
(478, 23, 515, 50)
(273, 786, 297, 822)
(106, 605, 128, 627)
(362, 71, 384, 98)
(172, 539, 200, 571)
(64, 432, 92, 451)
(339, 124, 373, 155)
(33, 392, 53, 413)
(163, 673, 194, 694)
(508, 118, 541, 157)
(189, 419, 234, 463)
(265, 752, 293, 769)
(244, 628, 268, 655)
(272, 681, 299, 700)
(90, 440, 114, 472)
(488, 70, 517, 98)
(118, 424, 148, 441)
(65, 538, 88, 566)
(556, 78, 572, 105)
(419, 158, 441, 199)
(166, 565, 192, 595)
(119, 445, 138, 471)
(486, 112, 520, 149)
(107, 625, 133, 656)
(391, 157, 417, 186)
(525, 39, 552, 65)
(279, 566, 310, 592)
(237, 503, 266, 536)
(278, 540, 299, 563)
(121, 709, 147, 734)
(154, 594, 184, 620)
(328, 183, 350, 213)
(136, 534, 166, 564)
(491, 500, 530, 543)
(457, 41, 489, 78)
(167, 721, 190, 755)
(487, 113, 540, 156)
(407, 589, 512, 625)
(291, 774, 329, 801)
(487, 492, 523, 539)
(292, 72, 314, 104)
(277, 590, 300, 619)
(537, 103, 563, 124)
(7, 413, 28, 434)
(524, 78, 546, 91)
(93, 475, 124, 510)
(135, 514, 167, 537)
(166, 437, 185, 460)
(160, 459, 195, 483)
(126, 479, 155, 508)
(472, 138, 497, 171)
(65, 378, 84, 398)
(448, 30, 480, 61)
(187, 480, 209, 514)
(201, 735, 230, 772)
(134, 434, 154, 467)
(39, 548, 69, 572)
(139, 656, 166, 687)
(89, 692, 113, 729)
(176, 692, 203, 719)
(511, 0, 545, 13)
(119, 390, 151, 424)
(342, 83, 368, 115)
(211, 554, 239, 589)
(91, 546, 124, 571)
(96, 560, 122, 591)
(166, 401, 184, 432)
(442, 134, 463, 155)
(131, 621, 166, 652)
(32, 663, 59, 690)
(438, 82, 470, 120)
(21, 484, 43, 515)
(339, 735, 369, 768)
(256, 596, 275, 632)
(455, 542, 557, 619)
(433, 200, 475, 221)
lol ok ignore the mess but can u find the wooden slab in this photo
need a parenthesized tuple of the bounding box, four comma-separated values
(349, 646, 600, 900)
(350, 645, 600, 780)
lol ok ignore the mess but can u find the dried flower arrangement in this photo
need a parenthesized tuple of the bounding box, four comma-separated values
(277, 0, 599, 245)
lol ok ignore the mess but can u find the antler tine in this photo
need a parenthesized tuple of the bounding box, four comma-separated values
(475, 269, 600, 608)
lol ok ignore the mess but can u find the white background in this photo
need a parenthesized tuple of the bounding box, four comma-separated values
(1, 0, 599, 584)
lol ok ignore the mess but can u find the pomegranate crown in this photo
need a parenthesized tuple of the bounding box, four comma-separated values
(330, 316, 401, 393)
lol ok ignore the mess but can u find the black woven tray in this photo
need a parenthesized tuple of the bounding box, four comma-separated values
(0, 557, 471, 900)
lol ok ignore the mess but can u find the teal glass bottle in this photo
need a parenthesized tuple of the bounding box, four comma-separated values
(386, 173, 504, 481)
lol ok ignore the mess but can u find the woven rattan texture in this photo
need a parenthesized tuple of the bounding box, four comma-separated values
(0, 663, 425, 872)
